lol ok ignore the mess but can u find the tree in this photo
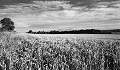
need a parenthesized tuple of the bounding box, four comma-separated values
(0, 18, 15, 31)
(27, 30, 33, 33)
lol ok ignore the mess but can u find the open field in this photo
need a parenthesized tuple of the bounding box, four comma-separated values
(27, 34, 120, 40)
(0, 32, 120, 70)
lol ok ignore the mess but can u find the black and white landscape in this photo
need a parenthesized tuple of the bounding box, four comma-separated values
(0, 0, 120, 70)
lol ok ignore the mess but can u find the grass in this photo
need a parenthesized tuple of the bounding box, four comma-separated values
(0, 32, 120, 70)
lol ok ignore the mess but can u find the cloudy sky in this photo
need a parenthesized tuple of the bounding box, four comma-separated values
(0, 0, 120, 32)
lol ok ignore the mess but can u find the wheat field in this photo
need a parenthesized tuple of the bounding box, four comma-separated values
(0, 32, 120, 70)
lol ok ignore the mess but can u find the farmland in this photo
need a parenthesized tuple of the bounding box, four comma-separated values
(0, 32, 120, 70)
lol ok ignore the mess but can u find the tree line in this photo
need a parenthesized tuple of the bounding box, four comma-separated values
(26, 29, 112, 34)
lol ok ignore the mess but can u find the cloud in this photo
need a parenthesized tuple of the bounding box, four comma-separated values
(0, 1, 72, 15)
(0, 0, 33, 6)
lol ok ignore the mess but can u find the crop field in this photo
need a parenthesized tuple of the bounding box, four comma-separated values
(0, 32, 120, 70)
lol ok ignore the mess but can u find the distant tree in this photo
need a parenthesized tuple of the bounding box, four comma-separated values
(27, 30, 33, 33)
(0, 18, 15, 31)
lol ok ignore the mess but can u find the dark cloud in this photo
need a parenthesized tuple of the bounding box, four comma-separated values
(0, 0, 32, 5)
(100, 0, 119, 2)
(0, 4, 6, 9)
(0, 0, 34, 9)
(0, 0, 119, 9)
(68, 0, 119, 3)
(0, 0, 119, 6)
(68, 0, 119, 8)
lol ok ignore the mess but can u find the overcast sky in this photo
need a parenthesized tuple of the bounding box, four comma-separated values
(0, 0, 120, 32)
